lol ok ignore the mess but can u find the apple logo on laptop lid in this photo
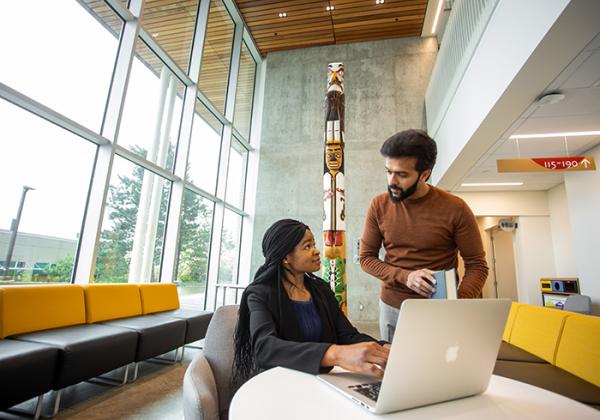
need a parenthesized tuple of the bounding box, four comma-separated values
(445, 342, 460, 363)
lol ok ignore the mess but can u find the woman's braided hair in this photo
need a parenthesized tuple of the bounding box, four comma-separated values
(232, 219, 309, 390)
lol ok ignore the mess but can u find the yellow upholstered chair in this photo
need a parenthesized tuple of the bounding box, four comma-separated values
(139, 283, 180, 315)
(84, 283, 186, 380)
(0, 285, 85, 338)
(82, 284, 142, 323)
(1, 284, 139, 416)
(555, 314, 600, 388)
(509, 304, 570, 363)
(502, 302, 521, 342)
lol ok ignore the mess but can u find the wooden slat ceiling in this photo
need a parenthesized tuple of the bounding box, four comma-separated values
(79, 1, 420, 132)
(81, 0, 257, 135)
(235, 0, 429, 56)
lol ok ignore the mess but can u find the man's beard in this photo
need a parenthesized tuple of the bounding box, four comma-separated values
(388, 177, 420, 203)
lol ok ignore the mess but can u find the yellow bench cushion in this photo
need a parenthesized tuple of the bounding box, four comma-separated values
(83, 284, 142, 323)
(502, 302, 521, 342)
(509, 305, 570, 363)
(139, 283, 180, 314)
(0, 285, 85, 338)
(555, 314, 600, 387)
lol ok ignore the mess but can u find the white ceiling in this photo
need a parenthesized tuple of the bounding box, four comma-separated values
(456, 32, 600, 192)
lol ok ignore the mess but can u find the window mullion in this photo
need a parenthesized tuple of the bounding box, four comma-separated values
(160, 0, 212, 286)
(0, 82, 109, 147)
(224, 23, 243, 122)
(237, 57, 266, 287)
(73, 0, 143, 284)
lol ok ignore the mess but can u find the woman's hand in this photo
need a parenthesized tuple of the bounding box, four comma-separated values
(321, 342, 390, 378)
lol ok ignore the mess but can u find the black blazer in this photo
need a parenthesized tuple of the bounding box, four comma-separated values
(246, 274, 377, 375)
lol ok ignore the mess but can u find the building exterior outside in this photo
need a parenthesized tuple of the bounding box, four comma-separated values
(0, 229, 76, 282)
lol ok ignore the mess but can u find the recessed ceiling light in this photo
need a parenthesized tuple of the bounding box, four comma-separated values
(431, 0, 444, 33)
(509, 130, 600, 139)
(461, 182, 524, 187)
(278, 12, 287, 18)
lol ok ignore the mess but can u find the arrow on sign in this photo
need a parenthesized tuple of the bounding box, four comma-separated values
(497, 156, 596, 172)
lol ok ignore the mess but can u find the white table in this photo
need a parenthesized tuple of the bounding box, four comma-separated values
(230, 367, 600, 419)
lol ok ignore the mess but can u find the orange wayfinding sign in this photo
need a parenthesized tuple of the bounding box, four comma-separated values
(497, 156, 596, 173)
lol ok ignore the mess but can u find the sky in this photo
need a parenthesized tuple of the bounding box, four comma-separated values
(0, 1, 113, 240)
(0, 0, 236, 241)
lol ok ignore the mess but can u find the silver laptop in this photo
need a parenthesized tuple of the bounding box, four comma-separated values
(318, 299, 511, 414)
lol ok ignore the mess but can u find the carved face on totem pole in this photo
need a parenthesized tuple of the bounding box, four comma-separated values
(325, 143, 343, 174)
(323, 62, 347, 314)
(327, 63, 345, 91)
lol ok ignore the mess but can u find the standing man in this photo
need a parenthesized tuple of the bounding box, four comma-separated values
(359, 129, 488, 342)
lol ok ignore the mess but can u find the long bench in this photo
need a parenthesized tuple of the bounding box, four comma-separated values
(496, 302, 600, 409)
(0, 283, 212, 418)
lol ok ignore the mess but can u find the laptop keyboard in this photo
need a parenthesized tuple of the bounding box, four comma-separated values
(348, 382, 382, 401)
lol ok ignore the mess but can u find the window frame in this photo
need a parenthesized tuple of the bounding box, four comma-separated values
(0, 0, 263, 311)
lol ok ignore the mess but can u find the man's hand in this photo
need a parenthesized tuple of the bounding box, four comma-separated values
(406, 269, 436, 297)
(322, 342, 390, 378)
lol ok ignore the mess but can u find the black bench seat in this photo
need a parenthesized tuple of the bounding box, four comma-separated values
(102, 315, 186, 362)
(12, 324, 138, 390)
(0, 339, 59, 411)
(158, 309, 213, 344)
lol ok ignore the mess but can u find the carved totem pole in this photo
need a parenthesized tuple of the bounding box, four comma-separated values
(322, 63, 347, 314)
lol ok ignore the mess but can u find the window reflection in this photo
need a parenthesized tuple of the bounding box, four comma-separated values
(187, 102, 223, 194)
(225, 140, 248, 209)
(218, 210, 242, 285)
(234, 42, 257, 140)
(141, 0, 199, 73)
(198, 0, 235, 113)
(96, 157, 171, 283)
(176, 190, 215, 309)
(118, 39, 184, 170)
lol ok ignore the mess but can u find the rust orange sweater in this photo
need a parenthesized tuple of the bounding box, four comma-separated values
(360, 186, 488, 308)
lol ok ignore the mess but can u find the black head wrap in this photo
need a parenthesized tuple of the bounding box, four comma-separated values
(232, 219, 309, 389)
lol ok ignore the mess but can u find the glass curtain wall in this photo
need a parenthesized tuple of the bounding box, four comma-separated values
(234, 42, 257, 139)
(0, 99, 97, 282)
(197, 0, 235, 114)
(0, 0, 260, 310)
(0, 1, 122, 282)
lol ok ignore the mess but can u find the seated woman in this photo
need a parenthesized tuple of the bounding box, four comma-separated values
(233, 219, 389, 388)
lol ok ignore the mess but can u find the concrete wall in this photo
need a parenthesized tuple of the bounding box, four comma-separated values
(251, 37, 437, 321)
(564, 143, 600, 314)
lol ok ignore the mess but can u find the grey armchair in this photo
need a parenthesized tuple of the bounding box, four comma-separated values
(183, 305, 239, 420)
(563, 294, 592, 314)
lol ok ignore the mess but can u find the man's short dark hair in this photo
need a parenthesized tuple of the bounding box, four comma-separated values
(380, 129, 437, 173)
